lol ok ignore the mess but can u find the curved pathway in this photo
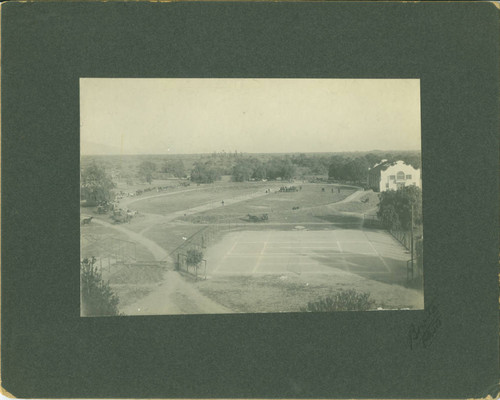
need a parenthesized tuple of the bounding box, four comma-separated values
(121, 270, 232, 315)
(93, 218, 230, 314)
(92, 218, 168, 261)
(335, 188, 365, 204)
(119, 187, 204, 209)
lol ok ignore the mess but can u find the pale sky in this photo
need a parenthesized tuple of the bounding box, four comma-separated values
(80, 78, 421, 155)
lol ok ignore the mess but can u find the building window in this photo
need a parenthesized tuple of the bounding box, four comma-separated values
(397, 171, 405, 180)
(390, 175, 396, 180)
(406, 174, 412, 179)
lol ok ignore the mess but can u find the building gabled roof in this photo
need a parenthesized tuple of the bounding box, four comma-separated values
(369, 160, 395, 173)
(369, 160, 416, 173)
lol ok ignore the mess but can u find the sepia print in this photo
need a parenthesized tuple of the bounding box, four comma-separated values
(80, 78, 424, 317)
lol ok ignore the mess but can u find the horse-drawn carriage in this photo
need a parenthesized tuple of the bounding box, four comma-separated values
(96, 200, 115, 214)
(111, 209, 131, 224)
(247, 213, 269, 222)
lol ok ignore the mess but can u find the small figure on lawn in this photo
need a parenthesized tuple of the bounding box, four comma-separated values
(221, 200, 225, 206)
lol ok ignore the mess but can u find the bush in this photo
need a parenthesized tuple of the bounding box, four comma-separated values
(186, 249, 203, 267)
(81, 257, 120, 316)
(302, 289, 375, 312)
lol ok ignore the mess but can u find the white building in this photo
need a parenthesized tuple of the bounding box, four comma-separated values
(368, 160, 421, 192)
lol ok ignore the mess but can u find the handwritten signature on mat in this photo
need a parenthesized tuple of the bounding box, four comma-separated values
(408, 302, 442, 350)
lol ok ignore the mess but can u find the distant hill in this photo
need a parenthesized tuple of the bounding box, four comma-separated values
(81, 141, 121, 155)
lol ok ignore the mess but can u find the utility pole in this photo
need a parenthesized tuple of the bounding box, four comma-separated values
(410, 203, 414, 279)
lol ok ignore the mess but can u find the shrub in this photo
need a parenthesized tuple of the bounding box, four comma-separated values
(81, 257, 120, 317)
(302, 289, 375, 312)
(186, 249, 203, 267)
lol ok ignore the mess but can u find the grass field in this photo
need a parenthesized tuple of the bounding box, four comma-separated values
(128, 182, 278, 215)
(81, 179, 423, 314)
(175, 184, 358, 224)
(81, 223, 154, 262)
(197, 273, 424, 313)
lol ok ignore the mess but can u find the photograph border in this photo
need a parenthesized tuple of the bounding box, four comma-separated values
(79, 77, 425, 317)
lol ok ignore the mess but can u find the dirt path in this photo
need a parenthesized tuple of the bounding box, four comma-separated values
(137, 186, 282, 235)
(92, 218, 230, 314)
(119, 187, 204, 209)
(335, 188, 365, 204)
(94, 187, 280, 315)
(325, 189, 379, 219)
(121, 270, 232, 315)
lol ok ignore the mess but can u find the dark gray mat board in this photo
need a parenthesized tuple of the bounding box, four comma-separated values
(1, 1, 499, 398)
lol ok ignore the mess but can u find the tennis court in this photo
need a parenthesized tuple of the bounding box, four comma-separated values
(205, 229, 411, 283)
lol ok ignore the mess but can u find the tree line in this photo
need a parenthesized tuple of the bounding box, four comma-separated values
(81, 151, 421, 202)
(189, 151, 420, 184)
(376, 185, 423, 277)
(377, 185, 422, 231)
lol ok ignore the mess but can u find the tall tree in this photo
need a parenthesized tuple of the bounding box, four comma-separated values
(162, 159, 186, 178)
(190, 161, 221, 183)
(80, 163, 116, 205)
(377, 186, 422, 230)
(137, 161, 157, 184)
(232, 160, 254, 182)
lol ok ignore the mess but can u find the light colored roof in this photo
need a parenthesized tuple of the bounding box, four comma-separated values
(369, 160, 416, 173)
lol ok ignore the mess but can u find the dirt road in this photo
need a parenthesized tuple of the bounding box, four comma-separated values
(121, 270, 232, 315)
(93, 218, 231, 314)
(135, 186, 282, 235)
(335, 188, 364, 204)
(119, 187, 204, 209)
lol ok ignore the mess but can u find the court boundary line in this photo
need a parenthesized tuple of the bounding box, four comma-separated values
(208, 230, 407, 277)
(252, 231, 271, 273)
(363, 231, 392, 272)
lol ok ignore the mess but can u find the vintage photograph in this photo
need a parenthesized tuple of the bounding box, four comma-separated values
(80, 78, 424, 317)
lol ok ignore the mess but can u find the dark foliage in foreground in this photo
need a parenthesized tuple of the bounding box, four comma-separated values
(81, 257, 120, 317)
(302, 289, 375, 312)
